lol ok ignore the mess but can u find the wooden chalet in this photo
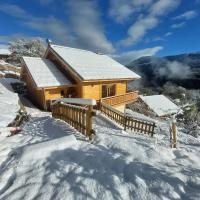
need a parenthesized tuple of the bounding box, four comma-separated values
(21, 44, 141, 111)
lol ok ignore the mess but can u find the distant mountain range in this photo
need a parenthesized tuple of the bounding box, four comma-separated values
(127, 52, 200, 89)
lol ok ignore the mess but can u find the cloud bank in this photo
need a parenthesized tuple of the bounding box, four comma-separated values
(114, 46, 163, 65)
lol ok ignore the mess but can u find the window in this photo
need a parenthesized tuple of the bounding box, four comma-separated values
(102, 84, 116, 98)
(61, 90, 65, 97)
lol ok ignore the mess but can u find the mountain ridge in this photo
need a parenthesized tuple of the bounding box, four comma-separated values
(127, 51, 200, 89)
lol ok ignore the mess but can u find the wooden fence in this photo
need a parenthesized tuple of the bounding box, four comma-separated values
(100, 102, 156, 136)
(52, 102, 95, 139)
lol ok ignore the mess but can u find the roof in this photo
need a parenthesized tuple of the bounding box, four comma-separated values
(139, 95, 181, 117)
(0, 49, 11, 55)
(0, 60, 14, 67)
(50, 44, 141, 81)
(22, 57, 73, 88)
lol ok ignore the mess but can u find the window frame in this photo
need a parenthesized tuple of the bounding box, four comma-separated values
(102, 84, 116, 98)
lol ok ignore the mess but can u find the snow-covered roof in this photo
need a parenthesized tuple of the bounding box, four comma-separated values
(22, 57, 73, 88)
(50, 44, 141, 81)
(0, 48, 11, 55)
(140, 95, 181, 117)
(54, 98, 96, 106)
(0, 60, 12, 67)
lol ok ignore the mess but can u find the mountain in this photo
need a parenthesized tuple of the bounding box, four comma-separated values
(127, 52, 200, 89)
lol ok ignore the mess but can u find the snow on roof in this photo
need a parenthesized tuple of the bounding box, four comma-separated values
(54, 98, 96, 106)
(0, 48, 11, 55)
(140, 95, 181, 117)
(0, 60, 12, 67)
(22, 57, 73, 88)
(50, 44, 141, 81)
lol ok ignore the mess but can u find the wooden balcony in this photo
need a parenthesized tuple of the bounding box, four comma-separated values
(101, 91, 139, 106)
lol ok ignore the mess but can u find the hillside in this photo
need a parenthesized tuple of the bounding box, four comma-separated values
(0, 78, 200, 200)
(127, 52, 200, 89)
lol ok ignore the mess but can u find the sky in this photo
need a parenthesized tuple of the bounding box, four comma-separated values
(0, 0, 200, 64)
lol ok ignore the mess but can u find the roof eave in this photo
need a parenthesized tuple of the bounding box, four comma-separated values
(81, 76, 141, 83)
(35, 83, 77, 90)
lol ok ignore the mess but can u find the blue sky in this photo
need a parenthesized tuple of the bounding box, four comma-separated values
(0, 0, 200, 63)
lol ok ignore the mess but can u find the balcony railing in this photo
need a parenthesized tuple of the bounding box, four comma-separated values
(101, 91, 139, 106)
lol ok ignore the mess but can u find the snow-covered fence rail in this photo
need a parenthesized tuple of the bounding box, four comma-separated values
(100, 102, 156, 136)
(52, 102, 95, 140)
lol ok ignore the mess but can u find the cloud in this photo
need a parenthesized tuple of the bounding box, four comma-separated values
(152, 32, 173, 42)
(120, 0, 180, 47)
(149, 0, 180, 16)
(121, 17, 158, 46)
(0, 2, 114, 54)
(164, 32, 172, 37)
(113, 46, 163, 64)
(64, 0, 115, 53)
(24, 16, 74, 45)
(173, 10, 198, 20)
(171, 22, 186, 29)
(109, 0, 153, 23)
(157, 61, 191, 79)
(0, 3, 27, 18)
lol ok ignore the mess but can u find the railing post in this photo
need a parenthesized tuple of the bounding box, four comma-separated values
(86, 105, 93, 140)
(171, 118, 177, 148)
(151, 124, 155, 137)
(124, 115, 127, 131)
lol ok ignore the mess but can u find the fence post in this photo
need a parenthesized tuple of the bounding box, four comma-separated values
(124, 115, 127, 131)
(151, 124, 155, 137)
(170, 116, 177, 148)
(86, 105, 93, 140)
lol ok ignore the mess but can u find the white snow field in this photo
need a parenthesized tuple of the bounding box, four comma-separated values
(0, 79, 200, 200)
(0, 78, 19, 127)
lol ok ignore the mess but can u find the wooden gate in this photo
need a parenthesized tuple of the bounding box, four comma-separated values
(51, 98, 96, 140)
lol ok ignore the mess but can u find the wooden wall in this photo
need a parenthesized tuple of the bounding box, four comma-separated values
(81, 81, 127, 101)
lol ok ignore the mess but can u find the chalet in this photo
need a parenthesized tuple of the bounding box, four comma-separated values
(21, 43, 141, 111)
(0, 48, 11, 59)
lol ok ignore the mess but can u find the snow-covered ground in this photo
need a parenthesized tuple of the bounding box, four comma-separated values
(0, 78, 20, 127)
(0, 78, 200, 200)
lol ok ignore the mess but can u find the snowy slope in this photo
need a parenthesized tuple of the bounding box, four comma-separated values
(0, 113, 199, 200)
(0, 79, 199, 200)
(0, 78, 19, 127)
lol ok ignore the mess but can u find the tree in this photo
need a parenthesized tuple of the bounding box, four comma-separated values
(6, 38, 46, 66)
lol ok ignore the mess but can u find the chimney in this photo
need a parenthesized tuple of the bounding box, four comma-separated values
(46, 38, 52, 46)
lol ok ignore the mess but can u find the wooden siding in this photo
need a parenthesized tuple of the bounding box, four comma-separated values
(81, 81, 127, 101)
(45, 87, 67, 100)
(82, 83, 101, 100)
(116, 81, 127, 95)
